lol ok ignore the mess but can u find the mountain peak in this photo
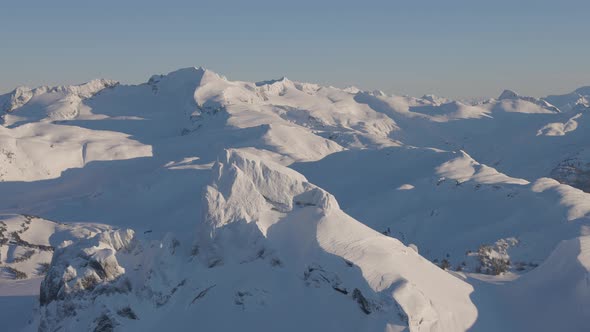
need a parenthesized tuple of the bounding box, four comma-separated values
(574, 86, 590, 96)
(498, 89, 519, 100)
(148, 66, 223, 87)
(421, 94, 449, 105)
(255, 77, 290, 87)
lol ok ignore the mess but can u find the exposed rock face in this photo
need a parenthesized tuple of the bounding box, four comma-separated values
(551, 153, 590, 193)
(38, 229, 135, 331)
(0, 214, 113, 283)
(41, 229, 134, 304)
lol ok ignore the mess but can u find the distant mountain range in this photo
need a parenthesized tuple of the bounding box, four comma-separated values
(0, 67, 589, 332)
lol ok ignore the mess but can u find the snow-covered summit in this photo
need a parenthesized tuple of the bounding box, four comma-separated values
(148, 66, 223, 88)
(421, 94, 449, 105)
(255, 76, 290, 87)
(495, 89, 561, 113)
(498, 89, 519, 100)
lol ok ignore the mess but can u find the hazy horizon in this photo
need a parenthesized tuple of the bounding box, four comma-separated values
(2, 0, 589, 99)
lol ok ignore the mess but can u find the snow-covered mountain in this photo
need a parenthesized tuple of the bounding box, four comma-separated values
(0, 67, 589, 331)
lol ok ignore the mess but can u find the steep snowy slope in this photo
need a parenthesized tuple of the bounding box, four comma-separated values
(0, 67, 589, 331)
(504, 234, 590, 331)
(545, 86, 590, 113)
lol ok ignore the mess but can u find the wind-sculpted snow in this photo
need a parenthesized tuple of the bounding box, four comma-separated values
(531, 178, 590, 221)
(435, 151, 528, 185)
(1, 67, 590, 331)
(537, 113, 582, 136)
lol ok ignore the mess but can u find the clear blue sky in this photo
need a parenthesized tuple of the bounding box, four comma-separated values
(1, 0, 589, 99)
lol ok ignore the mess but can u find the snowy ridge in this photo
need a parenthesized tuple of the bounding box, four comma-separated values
(494, 89, 561, 113)
(1, 79, 118, 124)
(545, 86, 590, 113)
